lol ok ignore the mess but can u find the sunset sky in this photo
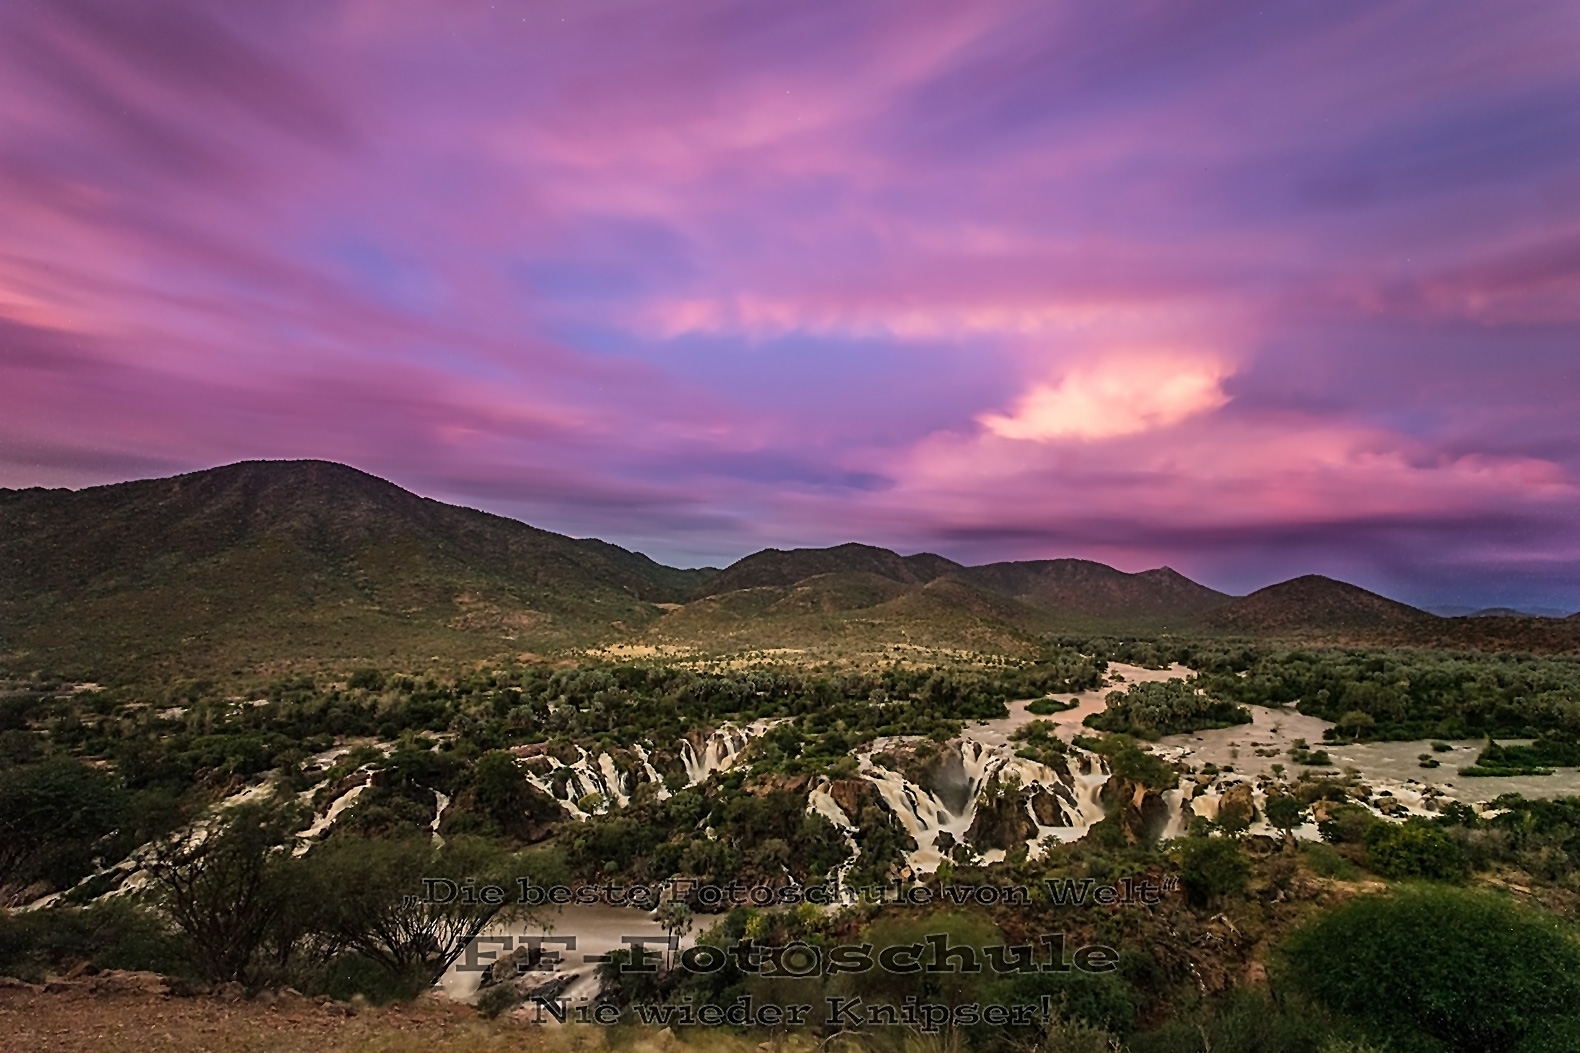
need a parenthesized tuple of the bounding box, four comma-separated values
(2, 1, 1577, 609)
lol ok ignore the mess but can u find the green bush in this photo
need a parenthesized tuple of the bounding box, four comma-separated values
(1084, 678, 1251, 737)
(1128, 988, 1331, 1053)
(1011, 967, 1138, 1034)
(1300, 842, 1359, 880)
(1363, 819, 1465, 881)
(1175, 835, 1251, 907)
(1027, 697, 1079, 716)
(310, 951, 427, 1005)
(0, 758, 128, 890)
(1317, 803, 1379, 845)
(0, 900, 193, 983)
(1279, 886, 1580, 1052)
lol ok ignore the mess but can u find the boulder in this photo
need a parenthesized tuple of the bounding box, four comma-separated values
(1031, 790, 1067, 827)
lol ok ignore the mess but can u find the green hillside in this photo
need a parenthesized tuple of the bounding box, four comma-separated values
(0, 460, 714, 680)
(1201, 574, 1435, 635)
(7, 461, 1576, 684)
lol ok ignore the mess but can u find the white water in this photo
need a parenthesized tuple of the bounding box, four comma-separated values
(679, 721, 775, 784)
(511, 723, 775, 823)
(853, 737, 1120, 872)
(634, 745, 671, 801)
(23, 665, 1570, 914)
(292, 780, 369, 855)
(806, 782, 862, 902)
(430, 787, 451, 846)
(516, 747, 628, 819)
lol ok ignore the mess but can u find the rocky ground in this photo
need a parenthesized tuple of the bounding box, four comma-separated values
(0, 972, 564, 1053)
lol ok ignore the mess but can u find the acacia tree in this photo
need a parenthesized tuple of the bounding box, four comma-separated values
(144, 800, 303, 985)
(302, 834, 524, 985)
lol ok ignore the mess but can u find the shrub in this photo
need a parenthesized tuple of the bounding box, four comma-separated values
(1363, 819, 1465, 881)
(1175, 835, 1251, 907)
(0, 758, 127, 890)
(1300, 842, 1359, 880)
(144, 800, 303, 985)
(1027, 697, 1079, 716)
(0, 900, 193, 983)
(1279, 886, 1580, 1052)
(1317, 803, 1379, 845)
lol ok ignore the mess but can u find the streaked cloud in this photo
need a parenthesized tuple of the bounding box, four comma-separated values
(0, 0, 1577, 607)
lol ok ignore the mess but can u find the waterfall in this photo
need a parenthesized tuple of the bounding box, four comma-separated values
(634, 745, 671, 801)
(292, 781, 369, 855)
(678, 721, 776, 785)
(596, 752, 631, 809)
(1159, 787, 1189, 841)
(430, 787, 450, 846)
(807, 782, 862, 903)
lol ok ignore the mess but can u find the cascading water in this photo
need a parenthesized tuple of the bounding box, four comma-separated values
(512, 723, 777, 823)
(429, 787, 450, 846)
(679, 724, 750, 784)
(806, 782, 862, 902)
(853, 739, 1126, 871)
(634, 745, 671, 801)
(292, 780, 370, 855)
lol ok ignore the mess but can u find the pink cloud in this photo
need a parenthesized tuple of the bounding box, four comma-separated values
(978, 353, 1234, 441)
(1, 1, 1578, 605)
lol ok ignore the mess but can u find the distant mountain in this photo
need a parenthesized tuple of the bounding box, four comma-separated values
(1201, 574, 1435, 634)
(651, 571, 1051, 654)
(692, 543, 962, 597)
(0, 460, 714, 678)
(1433, 605, 1573, 618)
(692, 546, 1230, 626)
(955, 560, 1232, 620)
(5, 459, 1572, 679)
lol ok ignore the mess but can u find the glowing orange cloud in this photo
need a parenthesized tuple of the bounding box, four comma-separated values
(978, 354, 1233, 441)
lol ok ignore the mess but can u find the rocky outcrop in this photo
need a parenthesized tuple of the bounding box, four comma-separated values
(828, 778, 877, 820)
(1217, 783, 1257, 830)
(1031, 790, 1069, 827)
(965, 789, 1038, 851)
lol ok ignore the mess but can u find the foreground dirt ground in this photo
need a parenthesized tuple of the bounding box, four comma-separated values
(0, 974, 567, 1053)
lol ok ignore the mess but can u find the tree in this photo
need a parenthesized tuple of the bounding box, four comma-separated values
(1175, 835, 1251, 907)
(1363, 819, 1465, 881)
(301, 834, 523, 985)
(1335, 710, 1376, 741)
(144, 800, 302, 985)
(0, 758, 125, 891)
(1263, 794, 1306, 850)
(655, 900, 693, 969)
(471, 751, 532, 823)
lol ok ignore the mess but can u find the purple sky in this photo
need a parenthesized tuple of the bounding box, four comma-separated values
(2, 1, 1578, 609)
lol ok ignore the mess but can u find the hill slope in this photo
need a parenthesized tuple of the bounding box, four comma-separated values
(0, 460, 713, 678)
(956, 560, 1232, 620)
(8, 460, 1570, 677)
(691, 548, 1230, 624)
(692, 543, 963, 597)
(647, 548, 1234, 653)
(1201, 574, 1435, 634)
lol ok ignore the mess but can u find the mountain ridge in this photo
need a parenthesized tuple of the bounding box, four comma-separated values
(1202, 574, 1435, 634)
(0, 460, 711, 677)
(4, 460, 1575, 677)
